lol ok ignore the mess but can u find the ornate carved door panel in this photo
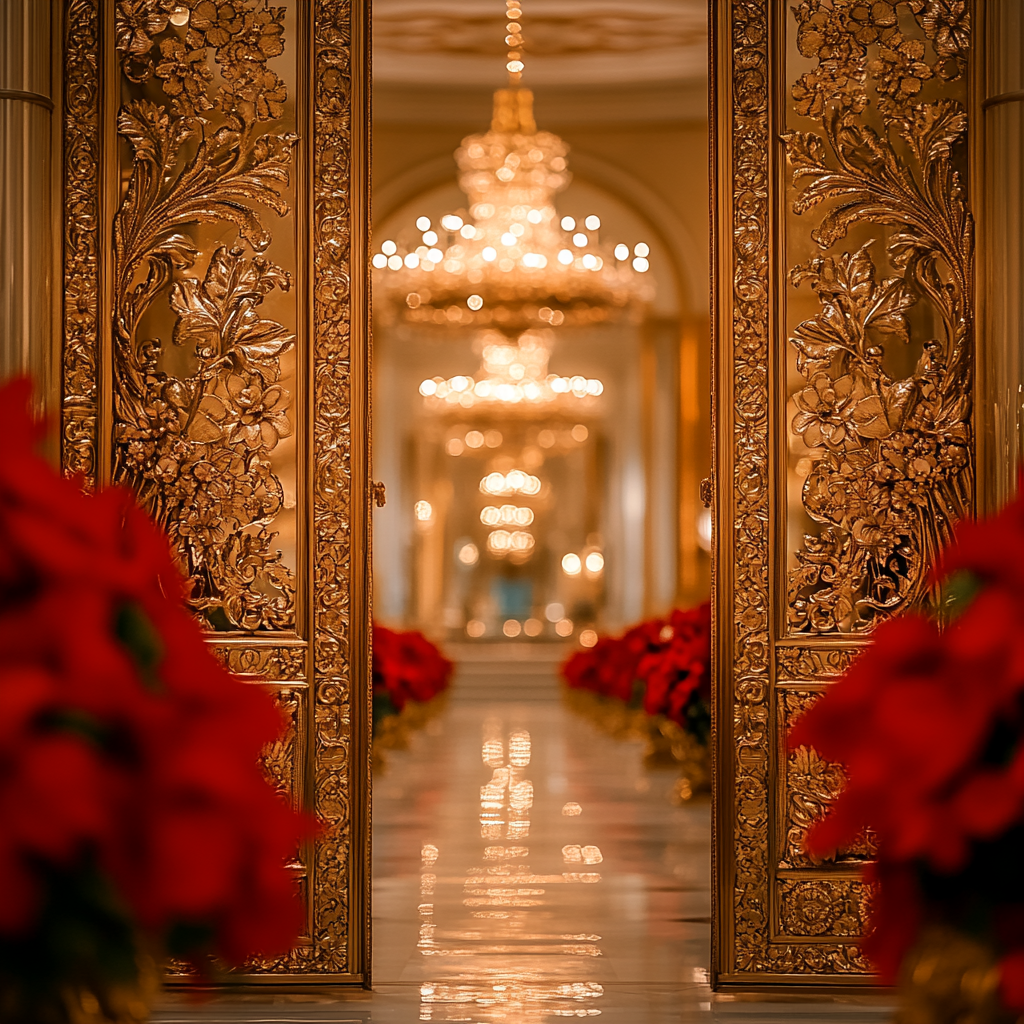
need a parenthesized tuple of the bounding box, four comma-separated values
(60, 0, 371, 983)
(711, 0, 973, 988)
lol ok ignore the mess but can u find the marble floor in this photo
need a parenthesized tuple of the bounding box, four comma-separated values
(154, 646, 894, 1023)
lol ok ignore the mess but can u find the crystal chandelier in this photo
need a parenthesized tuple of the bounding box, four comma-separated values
(417, 329, 603, 410)
(373, 0, 653, 332)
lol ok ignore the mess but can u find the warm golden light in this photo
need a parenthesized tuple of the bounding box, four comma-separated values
(414, 500, 433, 521)
(481, 470, 542, 497)
(561, 802, 582, 817)
(579, 629, 598, 648)
(481, 505, 535, 527)
(487, 529, 535, 558)
(561, 552, 582, 576)
(458, 542, 480, 566)
(419, 332, 604, 410)
(584, 552, 604, 574)
(467, 619, 486, 637)
(508, 730, 531, 767)
(555, 618, 573, 637)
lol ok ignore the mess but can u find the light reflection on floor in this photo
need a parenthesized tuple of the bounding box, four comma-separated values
(371, 659, 715, 1023)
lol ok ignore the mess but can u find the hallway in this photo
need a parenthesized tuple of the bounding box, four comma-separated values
(368, 648, 892, 1023)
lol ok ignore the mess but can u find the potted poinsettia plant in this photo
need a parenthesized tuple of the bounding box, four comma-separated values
(371, 625, 452, 765)
(0, 380, 310, 1023)
(561, 603, 711, 796)
(791, 486, 1024, 1023)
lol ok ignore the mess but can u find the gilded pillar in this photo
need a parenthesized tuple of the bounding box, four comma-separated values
(978, 3, 1024, 512)
(0, 0, 56, 409)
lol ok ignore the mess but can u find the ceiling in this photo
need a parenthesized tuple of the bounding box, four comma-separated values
(373, 0, 708, 87)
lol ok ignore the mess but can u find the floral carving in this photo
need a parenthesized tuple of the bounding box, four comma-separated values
(717, 0, 971, 982)
(111, 2, 299, 631)
(781, 691, 877, 868)
(66, 0, 366, 981)
(785, 1, 973, 634)
(777, 879, 873, 940)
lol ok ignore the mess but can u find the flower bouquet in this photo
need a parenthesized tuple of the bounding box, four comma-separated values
(0, 381, 309, 1023)
(371, 625, 453, 767)
(561, 603, 711, 798)
(791, 487, 1024, 1024)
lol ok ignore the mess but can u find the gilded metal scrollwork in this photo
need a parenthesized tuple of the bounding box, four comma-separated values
(62, 0, 369, 982)
(715, 0, 972, 986)
(111, 0, 298, 631)
(785, 0, 973, 635)
(62, 0, 101, 485)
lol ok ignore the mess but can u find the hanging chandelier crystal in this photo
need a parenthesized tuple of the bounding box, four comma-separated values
(417, 329, 603, 411)
(373, 0, 654, 332)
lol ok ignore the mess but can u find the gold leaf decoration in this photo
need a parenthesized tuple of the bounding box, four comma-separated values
(111, 0, 299, 631)
(785, 0, 974, 635)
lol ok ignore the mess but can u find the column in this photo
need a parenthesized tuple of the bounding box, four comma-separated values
(978, 3, 1024, 512)
(0, 0, 55, 409)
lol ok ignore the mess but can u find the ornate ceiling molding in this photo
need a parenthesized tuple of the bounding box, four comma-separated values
(373, 0, 707, 86)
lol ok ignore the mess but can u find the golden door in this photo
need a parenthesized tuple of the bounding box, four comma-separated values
(711, 0, 974, 989)
(59, 0, 371, 983)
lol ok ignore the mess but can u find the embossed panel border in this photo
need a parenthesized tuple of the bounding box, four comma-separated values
(59, 0, 372, 985)
(711, 0, 975, 990)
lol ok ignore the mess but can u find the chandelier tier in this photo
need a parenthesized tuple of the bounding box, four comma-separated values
(418, 329, 603, 413)
(373, 0, 653, 332)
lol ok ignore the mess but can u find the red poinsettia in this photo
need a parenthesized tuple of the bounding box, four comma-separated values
(373, 624, 452, 718)
(790, 485, 1024, 1003)
(562, 603, 711, 738)
(0, 379, 310, 1014)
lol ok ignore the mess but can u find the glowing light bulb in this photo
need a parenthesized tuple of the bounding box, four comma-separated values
(482, 246, 497, 261)
(561, 216, 576, 231)
(634, 241, 650, 257)
(558, 249, 573, 265)
(419, 379, 437, 396)
(585, 215, 601, 230)
(633, 257, 650, 273)
(585, 552, 605, 573)
(381, 239, 397, 256)
(416, 216, 431, 230)
(422, 230, 438, 245)
(562, 553, 582, 576)
(372, 253, 387, 269)
(614, 243, 629, 261)
(441, 214, 464, 231)
(572, 232, 588, 247)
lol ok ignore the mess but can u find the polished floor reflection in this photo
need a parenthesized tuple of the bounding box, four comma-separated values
(372, 658, 710, 1021)
(369, 648, 892, 1024)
